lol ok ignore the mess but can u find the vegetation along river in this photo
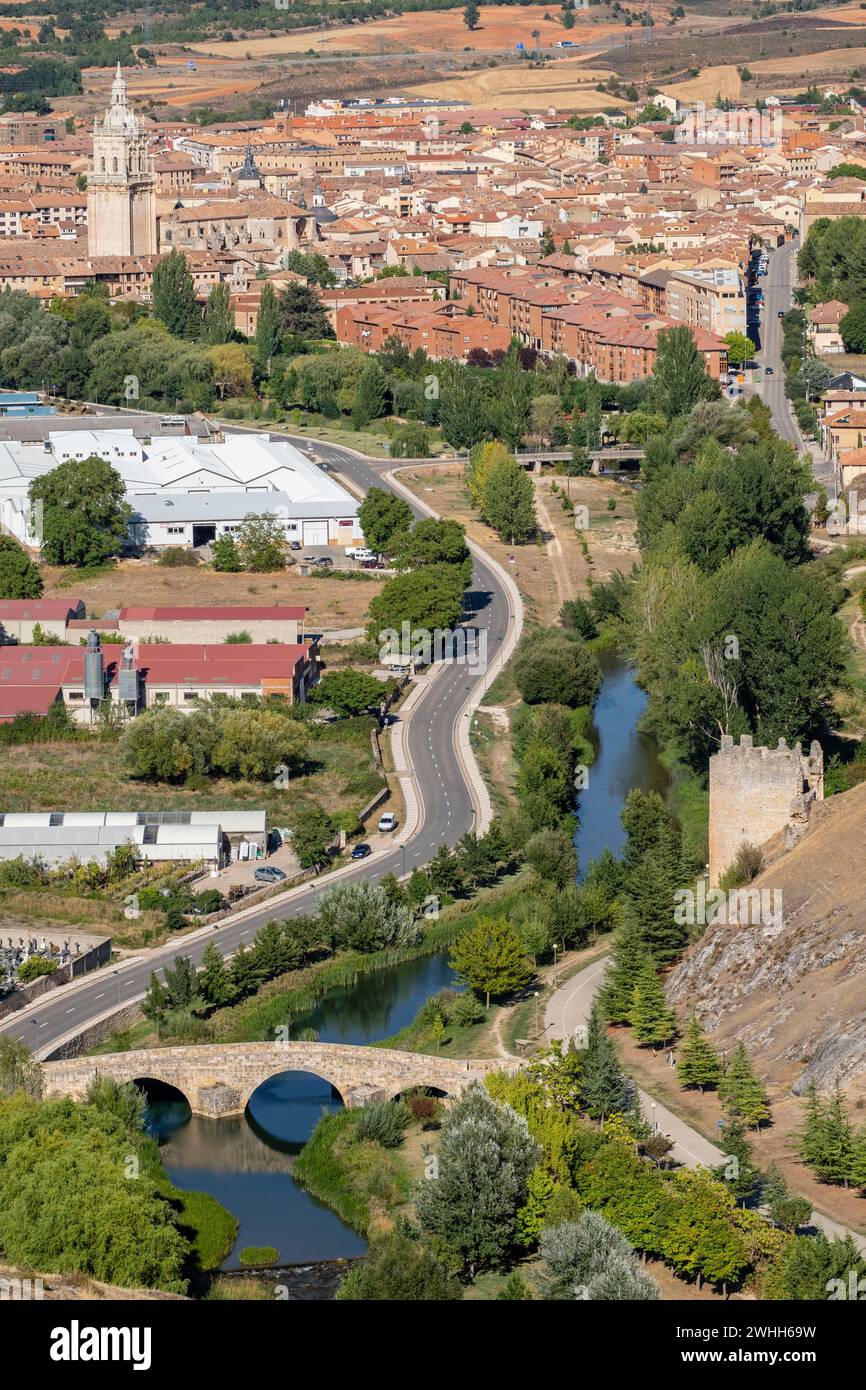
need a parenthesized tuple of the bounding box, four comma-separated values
(145, 653, 666, 1270)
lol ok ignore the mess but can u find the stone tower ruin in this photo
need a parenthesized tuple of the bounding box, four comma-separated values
(708, 734, 823, 887)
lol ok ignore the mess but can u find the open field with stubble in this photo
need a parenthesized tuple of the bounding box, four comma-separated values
(39, 558, 384, 633)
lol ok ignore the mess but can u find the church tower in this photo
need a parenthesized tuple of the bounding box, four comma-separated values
(87, 64, 156, 257)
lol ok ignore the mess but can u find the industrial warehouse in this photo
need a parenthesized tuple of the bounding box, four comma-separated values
(0, 809, 268, 868)
(0, 428, 363, 550)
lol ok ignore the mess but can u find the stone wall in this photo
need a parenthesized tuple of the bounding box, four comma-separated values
(42, 1041, 511, 1115)
(708, 734, 823, 887)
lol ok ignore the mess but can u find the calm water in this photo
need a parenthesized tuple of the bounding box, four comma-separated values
(575, 649, 669, 870)
(149, 653, 664, 1269)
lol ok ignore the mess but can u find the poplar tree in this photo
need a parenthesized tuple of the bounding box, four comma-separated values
(255, 281, 282, 372)
(152, 249, 200, 339)
(718, 1042, 770, 1129)
(202, 280, 234, 345)
(677, 1014, 723, 1092)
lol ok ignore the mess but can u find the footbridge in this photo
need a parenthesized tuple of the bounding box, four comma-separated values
(42, 1042, 510, 1117)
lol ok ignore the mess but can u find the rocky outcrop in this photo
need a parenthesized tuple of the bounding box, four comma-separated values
(667, 779, 866, 1097)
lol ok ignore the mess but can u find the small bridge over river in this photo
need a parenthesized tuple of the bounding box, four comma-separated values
(42, 1042, 510, 1117)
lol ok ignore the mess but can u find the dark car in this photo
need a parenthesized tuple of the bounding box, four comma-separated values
(350, 842, 372, 860)
(778, 310, 785, 318)
(765, 366, 774, 375)
(315, 555, 334, 567)
(290, 540, 301, 551)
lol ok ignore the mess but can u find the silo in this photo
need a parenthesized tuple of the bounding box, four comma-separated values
(117, 641, 140, 714)
(83, 629, 104, 705)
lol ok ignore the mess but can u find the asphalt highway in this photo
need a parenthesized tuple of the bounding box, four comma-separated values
(0, 433, 514, 1056)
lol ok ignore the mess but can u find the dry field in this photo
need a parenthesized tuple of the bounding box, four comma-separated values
(188, 7, 631, 60)
(659, 63, 743, 104)
(751, 46, 866, 80)
(39, 559, 383, 633)
(408, 61, 629, 112)
(396, 463, 637, 627)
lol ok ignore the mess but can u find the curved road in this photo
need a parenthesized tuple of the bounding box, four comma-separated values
(0, 436, 517, 1058)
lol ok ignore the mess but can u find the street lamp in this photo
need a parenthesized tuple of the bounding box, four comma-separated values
(534, 990, 540, 1036)
(401, 842, 407, 878)
(651, 1101, 657, 1134)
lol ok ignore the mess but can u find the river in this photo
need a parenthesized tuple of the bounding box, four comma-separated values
(147, 653, 666, 1270)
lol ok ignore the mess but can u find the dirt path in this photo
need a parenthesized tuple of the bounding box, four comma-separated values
(532, 479, 570, 616)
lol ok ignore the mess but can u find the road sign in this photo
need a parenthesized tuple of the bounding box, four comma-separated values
(516, 42, 525, 50)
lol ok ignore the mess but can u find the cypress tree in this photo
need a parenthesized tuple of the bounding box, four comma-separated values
(719, 1041, 770, 1129)
(202, 280, 234, 345)
(626, 823, 687, 964)
(255, 281, 282, 372)
(677, 1013, 723, 1092)
(627, 961, 676, 1046)
(152, 248, 199, 339)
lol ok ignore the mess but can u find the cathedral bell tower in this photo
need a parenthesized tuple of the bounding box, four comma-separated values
(87, 64, 156, 257)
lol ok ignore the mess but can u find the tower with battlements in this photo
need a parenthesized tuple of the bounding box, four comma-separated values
(87, 65, 156, 258)
(708, 734, 823, 887)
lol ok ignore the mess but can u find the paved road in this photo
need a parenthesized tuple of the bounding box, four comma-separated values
(0, 433, 517, 1057)
(546, 955, 866, 1251)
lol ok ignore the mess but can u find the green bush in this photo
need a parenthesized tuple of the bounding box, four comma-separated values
(239, 1245, 278, 1265)
(354, 1099, 411, 1148)
(156, 548, 199, 567)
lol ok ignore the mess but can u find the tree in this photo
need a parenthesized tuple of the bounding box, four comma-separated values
(525, 826, 578, 890)
(415, 1082, 540, 1274)
(438, 366, 488, 449)
(279, 281, 333, 340)
(29, 457, 131, 567)
(841, 300, 866, 354)
(309, 668, 387, 716)
(290, 805, 334, 870)
(236, 513, 286, 571)
(367, 564, 466, 640)
(202, 280, 234, 345)
(539, 227, 556, 258)
(799, 1078, 853, 1185)
(352, 359, 389, 430)
(628, 962, 676, 1046)
(450, 916, 531, 1007)
(0, 534, 42, 599)
(208, 343, 253, 399)
(763, 1164, 811, 1232)
(255, 281, 282, 370)
(514, 629, 600, 708)
(723, 331, 756, 367)
(337, 1232, 461, 1300)
(714, 1111, 761, 1204)
(316, 879, 419, 952)
(389, 518, 471, 576)
(764, 1231, 866, 1301)
(677, 1013, 723, 1092)
(463, 0, 480, 30)
(198, 941, 236, 1007)
(661, 1169, 750, 1291)
(466, 440, 512, 508)
(85, 1075, 147, 1133)
(152, 249, 199, 339)
(212, 533, 242, 572)
(357, 486, 413, 552)
(494, 362, 533, 451)
(580, 1001, 636, 1120)
(539, 1211, 659, 1300)
(648, 325, 719, 418)
(599, 916, 652, 1023)
(718, 1042, 770, 1129)
(0, 1037, 43, 1099)
(481, 452, 537, 542)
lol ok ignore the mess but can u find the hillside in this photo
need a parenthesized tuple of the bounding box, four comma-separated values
(666, 779, 866, 1101)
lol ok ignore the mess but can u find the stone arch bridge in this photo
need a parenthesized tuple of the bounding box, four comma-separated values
(42, 1042, 512, 1117)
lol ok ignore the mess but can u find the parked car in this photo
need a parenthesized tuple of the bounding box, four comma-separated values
(254, 865, 287, 883)
(350, 842, 372, 859)
(378, 812, 398, 833)
(346, 545, 373, 560)
(315, 555, 334, 567)
(302, 554, 318, 564)
(778, 310, 785, 318)
(290, 540, 301, 551)
(765, 366, 774, 375)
